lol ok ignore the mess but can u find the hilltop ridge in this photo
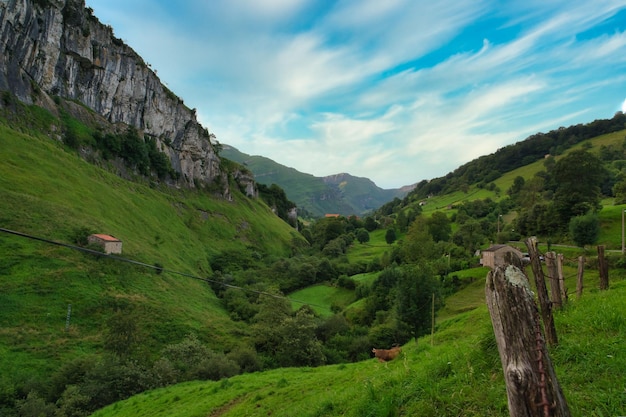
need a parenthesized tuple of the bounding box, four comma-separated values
(222, 145, 414, 217)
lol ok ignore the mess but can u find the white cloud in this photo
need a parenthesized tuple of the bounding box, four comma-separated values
(85, 0, 626, 188)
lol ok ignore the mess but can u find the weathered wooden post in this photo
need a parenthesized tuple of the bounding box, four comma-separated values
(597, 245, 609, 290)
(557, 254, 567, 303)
(486, 264, 570, 417)
(525, 237, 558, 346)
(544, 252, 562, 309)
(576, 256, 584, 298)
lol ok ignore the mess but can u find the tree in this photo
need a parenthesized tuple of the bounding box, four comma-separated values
(356, 228, 370, 244)
(553, 150, 604, 225)
(310, 217, 346, 249)
(160, 334, 213, 379)
(517, 176, 545, 209)
(257, 183, 296, 223)
(507, 176, 525, 200)
(401, 217, 437, 263)
(16, 391, 57, 417)
(452, 219, 485, 253)
(396, 210, 409, 232)
(121, 127, 150, 175)
(322, 237, 346, 258)
(253, 303, 325, 368)
(569, 213, 600, 248)
(276, 307, 325, 367)
(55, 384, 91, 417)
(395, 265, 442, 341)
(364, 267, 402, 324)
(427, 211, 451, 242)
(385, 228, 397, 245)
(613, 179, 626, 204)
(364, 216, 378, 232)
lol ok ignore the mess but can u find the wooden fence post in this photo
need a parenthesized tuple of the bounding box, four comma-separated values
(525, 237, 558, 346)
(486, 264, 570, 417)
(576, 256, 584, 298)
(557, 254, 567, 303)
(597, 245, 609, 290)
(545, 252, 562, 309)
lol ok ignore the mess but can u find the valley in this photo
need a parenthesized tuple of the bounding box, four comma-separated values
(1, 1, 625, 415)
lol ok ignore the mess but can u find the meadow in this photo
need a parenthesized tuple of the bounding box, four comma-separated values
(0, 123, 299, 388)
(91, 274, 626, 416)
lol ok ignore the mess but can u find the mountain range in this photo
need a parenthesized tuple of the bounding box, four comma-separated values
(222, 145, 414, 217)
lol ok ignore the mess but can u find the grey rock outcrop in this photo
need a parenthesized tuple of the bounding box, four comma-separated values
(0, 0, 241, 193)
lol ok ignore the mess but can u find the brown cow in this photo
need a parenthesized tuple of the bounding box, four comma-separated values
(372, 346, 402, 363)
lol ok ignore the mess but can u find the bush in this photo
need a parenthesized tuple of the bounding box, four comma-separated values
(337, 275, 356, 290)
(227, 347, 261, 373)
(569, 213, 600, 248)
(195, 355, 240, 381)
(81, 358, 149, 411)
(16, 391, 56, 417)
(70, 226, 95, 246)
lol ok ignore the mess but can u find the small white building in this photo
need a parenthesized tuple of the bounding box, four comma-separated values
(480, 244, 523, 269)
(88, 234, 122, 254)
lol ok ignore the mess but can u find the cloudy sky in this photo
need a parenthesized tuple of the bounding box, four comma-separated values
(85, 0, 626, 189)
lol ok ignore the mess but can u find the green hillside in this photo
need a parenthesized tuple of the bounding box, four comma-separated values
(221, 145, 409, 217)
(0, 122, 301, 394)
(91, 278, 626, 417)
(3, 104, 626, 417)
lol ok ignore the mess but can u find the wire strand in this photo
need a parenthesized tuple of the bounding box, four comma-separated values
(0, 227, 330, 311)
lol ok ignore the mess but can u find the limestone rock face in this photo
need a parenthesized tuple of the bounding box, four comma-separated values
(0, 0, 231, 191)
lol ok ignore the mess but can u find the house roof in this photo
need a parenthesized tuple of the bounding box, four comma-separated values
(483, 244, 520, 253)
(90, 234, 121, 242)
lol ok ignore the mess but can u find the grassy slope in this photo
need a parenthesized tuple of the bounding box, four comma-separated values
(0, 124, 300, 384)
(416, 129, 626, 249)
(91, 276, 626, 416)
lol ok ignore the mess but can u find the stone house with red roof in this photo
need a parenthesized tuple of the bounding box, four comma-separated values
(88, 234, 122, 254)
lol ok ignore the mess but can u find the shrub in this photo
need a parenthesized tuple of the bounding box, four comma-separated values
(337, 275, 356, 290)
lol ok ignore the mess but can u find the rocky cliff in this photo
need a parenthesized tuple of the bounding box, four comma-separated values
(0, 0, 254, 195)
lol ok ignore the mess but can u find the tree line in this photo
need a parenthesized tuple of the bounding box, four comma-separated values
(409, 112, 626, 199)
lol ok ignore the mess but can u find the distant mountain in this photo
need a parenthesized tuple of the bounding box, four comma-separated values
(222, 145, 414, 217)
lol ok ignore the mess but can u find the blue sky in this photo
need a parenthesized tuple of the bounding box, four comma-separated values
(85, 0, 626, 189)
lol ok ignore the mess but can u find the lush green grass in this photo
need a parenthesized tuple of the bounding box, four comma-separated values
(351, 271, 379, 284)
(91, 274, 626, 417)
(597, 201, 626, 250)
(288, 284, 354, 317)
(438, 267, 490, 320)
(346, 229, 395, 264)
(0, 124, 301, 385)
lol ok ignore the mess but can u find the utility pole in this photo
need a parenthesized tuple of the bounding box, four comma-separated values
(622, 209, 625, 255)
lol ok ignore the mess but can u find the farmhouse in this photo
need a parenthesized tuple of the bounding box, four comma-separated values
(480, 244, 523, 269)
(88, 234, 122, 254)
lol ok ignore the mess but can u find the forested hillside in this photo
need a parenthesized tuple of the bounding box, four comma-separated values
(221, 145, 411, 217)
(376, 114, 626, 253)
(409, 112, 626, 199)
